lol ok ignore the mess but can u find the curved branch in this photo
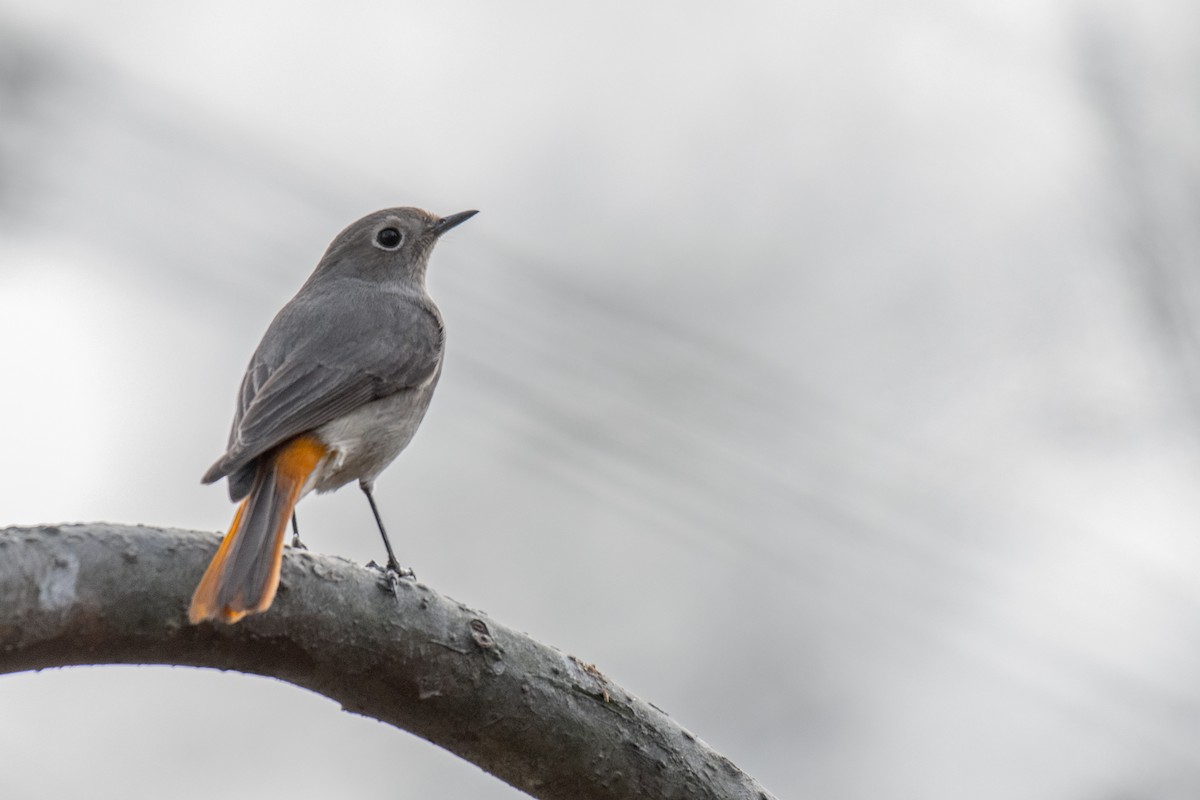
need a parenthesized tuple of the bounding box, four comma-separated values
(0, 524, 774, 800)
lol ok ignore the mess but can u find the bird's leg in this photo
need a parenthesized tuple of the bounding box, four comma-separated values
(361, 481, 414, 580)
(290, 511, 307, 549)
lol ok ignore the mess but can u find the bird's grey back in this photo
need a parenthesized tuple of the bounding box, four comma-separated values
(211, 279, 444, 496)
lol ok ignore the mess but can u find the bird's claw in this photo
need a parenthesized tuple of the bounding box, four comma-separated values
(367, 559, 415, 594)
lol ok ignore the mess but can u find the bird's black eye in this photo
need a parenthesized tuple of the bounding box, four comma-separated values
(375, 227, 403, 249)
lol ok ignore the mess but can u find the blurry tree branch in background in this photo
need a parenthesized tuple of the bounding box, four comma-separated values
(0, 524, 774, 800)
(1079, 12, 1200, 422)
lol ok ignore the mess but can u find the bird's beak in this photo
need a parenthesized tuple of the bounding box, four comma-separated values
(431, 209, 479, 236)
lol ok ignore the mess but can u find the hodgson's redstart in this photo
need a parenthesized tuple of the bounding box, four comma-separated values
(189, 206, 476, 624)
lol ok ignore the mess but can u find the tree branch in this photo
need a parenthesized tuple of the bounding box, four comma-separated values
(0, 524, 774, 800)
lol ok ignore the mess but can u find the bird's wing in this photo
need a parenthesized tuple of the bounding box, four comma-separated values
(203, 284, 443, 484)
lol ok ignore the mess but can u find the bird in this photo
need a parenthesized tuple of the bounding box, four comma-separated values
(188, 206, 477, 624)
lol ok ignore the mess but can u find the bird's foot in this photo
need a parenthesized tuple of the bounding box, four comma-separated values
(367, 559, 415, 594)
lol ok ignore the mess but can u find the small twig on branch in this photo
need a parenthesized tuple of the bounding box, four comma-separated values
(0, 524, 775, 800)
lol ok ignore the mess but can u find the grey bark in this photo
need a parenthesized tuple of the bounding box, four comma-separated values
(0, 524, 775, 800)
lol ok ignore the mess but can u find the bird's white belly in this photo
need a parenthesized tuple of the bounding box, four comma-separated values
(309, 382, 437, 493)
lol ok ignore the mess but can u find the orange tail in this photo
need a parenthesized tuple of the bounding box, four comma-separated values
(189, 435, 327, 624)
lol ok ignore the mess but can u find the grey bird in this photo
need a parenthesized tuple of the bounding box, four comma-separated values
(189, 206, 477, 624)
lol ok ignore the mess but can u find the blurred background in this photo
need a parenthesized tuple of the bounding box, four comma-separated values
(2, 1, 1200, 797)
